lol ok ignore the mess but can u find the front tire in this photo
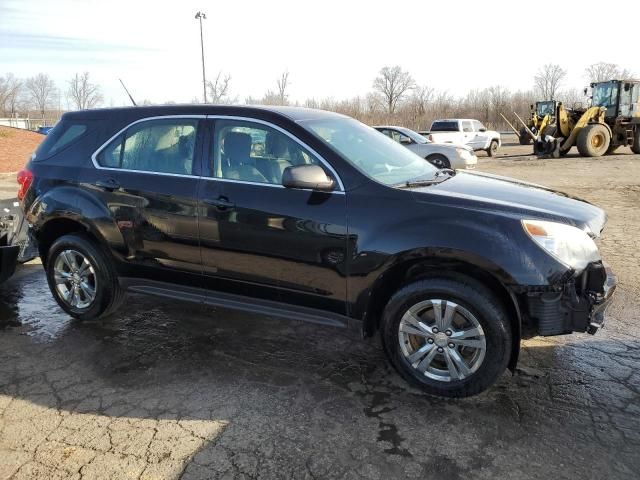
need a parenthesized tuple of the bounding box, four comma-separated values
(45, 233, 124, 320)
(486, 140, 499, 157)
(518, 128, 531, 145)
(425, 154, 450, 169)
(381, 276, 512, 397)
(577, 124, 610, 157)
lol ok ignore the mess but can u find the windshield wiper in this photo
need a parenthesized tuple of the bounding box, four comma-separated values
(395, 169, 456, 189)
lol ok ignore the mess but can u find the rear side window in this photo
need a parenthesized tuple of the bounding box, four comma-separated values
(34, 121, 88, 160)
(430, 121, 459, 132)
(96, 118, 198, 175)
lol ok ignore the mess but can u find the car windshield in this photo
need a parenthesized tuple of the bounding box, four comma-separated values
(430, 121, 459, 132)
(592, 81, 618, 108)
(301, 117, 437, 186)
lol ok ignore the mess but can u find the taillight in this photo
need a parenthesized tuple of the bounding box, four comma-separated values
(17, 168, 33, 201)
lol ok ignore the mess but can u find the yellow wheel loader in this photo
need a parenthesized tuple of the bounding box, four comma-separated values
(532, 80, 640, 158)
(518, 101, 558, 145)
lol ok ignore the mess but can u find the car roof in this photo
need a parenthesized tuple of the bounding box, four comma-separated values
(61, 104, 348, 123)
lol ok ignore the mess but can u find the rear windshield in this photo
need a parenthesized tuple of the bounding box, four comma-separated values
(34, 121, 88, 160)
(430, 121, 459, 132)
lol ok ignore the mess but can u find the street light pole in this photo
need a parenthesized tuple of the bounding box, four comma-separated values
(195, 11, 207, 103)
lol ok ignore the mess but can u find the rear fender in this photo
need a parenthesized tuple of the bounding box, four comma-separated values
(28, 186, 125, 253)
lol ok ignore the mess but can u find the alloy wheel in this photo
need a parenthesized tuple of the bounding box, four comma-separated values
(53, 249, 97, 309)
(398, 299, 486, 382)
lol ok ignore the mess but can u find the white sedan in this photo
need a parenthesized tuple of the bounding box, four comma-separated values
(374, 126, 477, 169)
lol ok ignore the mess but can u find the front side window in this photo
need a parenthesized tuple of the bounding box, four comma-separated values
(462, 121, 473, 133)
(301, 117, 437, 186)
(213, 120, 322, 185)
(97, 119, 198, 175)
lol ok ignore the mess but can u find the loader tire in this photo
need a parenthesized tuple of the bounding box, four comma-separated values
(518, 128, 531, 145)
(632, 128, 640, 154)
(577, 124, 610, 157)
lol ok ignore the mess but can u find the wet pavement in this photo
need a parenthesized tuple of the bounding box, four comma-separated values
(1, 262, 639, 480)
(2, 153, 640, 479)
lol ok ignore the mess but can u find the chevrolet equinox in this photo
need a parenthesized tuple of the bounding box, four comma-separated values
(18, 105, 616, 397)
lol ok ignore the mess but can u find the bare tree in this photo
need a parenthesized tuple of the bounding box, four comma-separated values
(373, 66, 415, 114)
(67, 72, 103, 110)
(0, 73, 23, 117)
(25, 73, 56, 121)
(206, 71, 232, 104)
(534, 64, 566, 100)
(409, 85, 435, 118)
(276, 71, 290, 105)
(585, 62, 634, 83)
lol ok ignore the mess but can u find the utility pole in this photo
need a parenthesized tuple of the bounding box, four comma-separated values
(195, 11, 207, 103)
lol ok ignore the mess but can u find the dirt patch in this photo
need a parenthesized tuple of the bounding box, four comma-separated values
(0, 126, 44, 173)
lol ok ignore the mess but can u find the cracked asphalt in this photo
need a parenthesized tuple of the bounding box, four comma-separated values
(1, 148, 640, 479)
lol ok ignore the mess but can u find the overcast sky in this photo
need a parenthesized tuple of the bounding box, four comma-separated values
(2, 0, 638, 107)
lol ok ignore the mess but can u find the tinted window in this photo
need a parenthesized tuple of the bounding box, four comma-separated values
(34, 121, 87, 160)
(430, 121, 459, 132)
(213, 120, 322, 185)
(97, 119, 198, 175)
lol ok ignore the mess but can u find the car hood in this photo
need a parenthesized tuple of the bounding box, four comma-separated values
(410, 170, 606, 234)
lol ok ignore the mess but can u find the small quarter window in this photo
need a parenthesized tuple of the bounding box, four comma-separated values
(34, 121, 88, 160)
(97, 119, 198, 175)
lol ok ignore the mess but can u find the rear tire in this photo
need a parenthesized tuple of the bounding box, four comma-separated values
(426, 154, 450, 169)
(632, 128, 640, 154)
(518, 128, 531, 145)
(577, 124, 610, 157)
(486, 140, 499, 157)
(381, 275, 512, 397)
(45, 233, 125, 320)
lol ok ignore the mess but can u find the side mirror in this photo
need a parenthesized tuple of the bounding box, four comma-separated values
(479, 127, 486, 132)
(583, 87, 588, 96)
(399, 137, 412, 145)
(282, 164, 335, 191)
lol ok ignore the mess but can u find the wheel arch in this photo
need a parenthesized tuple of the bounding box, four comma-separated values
(361, 255, 522, 371)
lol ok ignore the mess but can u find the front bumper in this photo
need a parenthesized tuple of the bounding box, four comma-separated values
(524, 261, 616, 336)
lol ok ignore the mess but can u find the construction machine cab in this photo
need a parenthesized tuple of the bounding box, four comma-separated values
(535, 100, 557, 118)
(590, 80, 640, 119)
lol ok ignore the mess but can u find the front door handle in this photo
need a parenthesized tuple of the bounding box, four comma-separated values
(203, 196, 235, 210)
(94, 178, 120, 191)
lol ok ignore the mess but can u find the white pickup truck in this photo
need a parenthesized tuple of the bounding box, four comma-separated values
(426, 119, 501, 156)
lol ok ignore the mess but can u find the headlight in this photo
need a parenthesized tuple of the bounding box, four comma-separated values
(455, 148, 470, 156)
(522, 219, 600, 271)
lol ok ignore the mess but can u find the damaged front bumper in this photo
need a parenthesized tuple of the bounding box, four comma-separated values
(524, 261, 617, 336)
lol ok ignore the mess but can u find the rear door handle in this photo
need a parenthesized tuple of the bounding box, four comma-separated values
(203, 196, 235, 210)
(94, 178, 120, 191)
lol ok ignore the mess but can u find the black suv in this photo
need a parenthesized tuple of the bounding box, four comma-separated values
(19, 105, 616, 397)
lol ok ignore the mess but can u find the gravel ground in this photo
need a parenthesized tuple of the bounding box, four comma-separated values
(1, 143, 639, 479)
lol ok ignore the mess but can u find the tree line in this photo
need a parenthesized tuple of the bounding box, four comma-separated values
(1, 61, 633, 130)
(0, 72, 103, 124)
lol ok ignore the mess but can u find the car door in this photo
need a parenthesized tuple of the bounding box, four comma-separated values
(86, 116, 204, 283)
(198, 117, 349, 315)
(461, 120, 476, 148)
